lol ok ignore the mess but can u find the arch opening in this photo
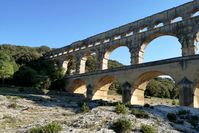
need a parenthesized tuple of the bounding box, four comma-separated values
(191, 10, 199, 18)
(103, 46, 130, 70)
(154, 22, 164, 28)
(140, 35, 181, 63)
(125, 31, 133, 37)
(194, 83, 199, 108)
(69, 79, 87, 96)
(63, 56, 76, 75)
(196, 32, 199, 54)
(92, 76, 122, 102)
(171, 17, 183, 23)
(78, 52, 97, 74)
(131, 71, 179, 106)
(139, 27, 148, 33)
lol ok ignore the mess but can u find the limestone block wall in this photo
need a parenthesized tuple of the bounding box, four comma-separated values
(43, 0, 199, 75)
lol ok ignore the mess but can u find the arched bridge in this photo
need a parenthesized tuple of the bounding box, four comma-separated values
(66, 55, 199, 108)
(44, 0, 199, 108)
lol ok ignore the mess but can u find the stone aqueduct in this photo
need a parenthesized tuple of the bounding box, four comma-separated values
(44, 0, 199, 108)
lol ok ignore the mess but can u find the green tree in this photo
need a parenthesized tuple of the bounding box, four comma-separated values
(0, 61, 14, 84)
(0, 53, 17, 84)
(145, 77, 178, 99)
(13, 66, 38, 86)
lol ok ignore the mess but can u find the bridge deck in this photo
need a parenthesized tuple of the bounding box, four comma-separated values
(66, 55, 199, 79)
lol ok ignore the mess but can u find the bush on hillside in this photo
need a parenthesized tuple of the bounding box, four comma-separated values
(115, 103, 128, 114)
(112, 117, 133, 133)
(140, 124, 157, 133)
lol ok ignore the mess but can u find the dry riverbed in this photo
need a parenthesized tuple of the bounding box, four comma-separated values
(0, 87, 198, 133)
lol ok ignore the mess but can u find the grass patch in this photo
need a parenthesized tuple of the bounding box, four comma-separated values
(131, 109, 149, 119)
(112, 117, 133, 133)
(140, 124, 157, 133)
(115, 103, 128, 114)
(29, 121, 62, 133)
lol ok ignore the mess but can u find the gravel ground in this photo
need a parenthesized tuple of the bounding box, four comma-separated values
(0, 89, 198, 133)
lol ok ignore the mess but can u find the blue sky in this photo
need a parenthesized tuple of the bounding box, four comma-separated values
(0, 0, 195, 64)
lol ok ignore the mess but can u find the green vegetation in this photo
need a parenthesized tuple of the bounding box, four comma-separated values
(112, 117, 133, 133)
(29, 121, 62, 133)
(145, 77, 179, 99)
(0, 53, 17, 84)
(140, 124, 157, 133)
(172, 99, 179, 105)
(115, 103, 128, 114)
(0, 44, 179, 102)
(78, 101, 90, 113)
(109, 81, 122, 95)
(131, 109, 149, 119)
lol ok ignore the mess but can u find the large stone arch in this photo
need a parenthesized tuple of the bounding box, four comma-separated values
(101, 44, 130, 70)
(92, 75, 115, 100)
(138, 33, 181, 63)
(67, 79, 87, 95)
(131, 71, 177, 105)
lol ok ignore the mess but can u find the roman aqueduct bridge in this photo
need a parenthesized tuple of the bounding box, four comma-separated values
(44, 0, 199, 108)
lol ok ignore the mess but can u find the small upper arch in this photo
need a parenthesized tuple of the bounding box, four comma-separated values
(153, 21, 164, 28)
(191, 9, 199, 17)
(171, 16, 183, 23)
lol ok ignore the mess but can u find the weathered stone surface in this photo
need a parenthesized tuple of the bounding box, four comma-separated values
(43, 1, 199, 108)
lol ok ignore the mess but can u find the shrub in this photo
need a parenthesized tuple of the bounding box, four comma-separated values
(35, 77, 51, 90)
(172, 100, 177, 105)
(29, 127, 43, 133)
(42, 121, 62, 133)
(112, 117, 132, 133)
(115, 103, 128, 114)
(131, 109, 149, 119)
(78, 101, 90, 113)
(167, 113, 177, 122)
(50, 78, 66, 91)
(29, 121, 62, 133)
(144, 103, 151, 108)
(140, 124, 157, 133)
(13, 66, 38, 87)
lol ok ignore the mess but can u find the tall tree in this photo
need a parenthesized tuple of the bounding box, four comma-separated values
(0, 53, 17, 84)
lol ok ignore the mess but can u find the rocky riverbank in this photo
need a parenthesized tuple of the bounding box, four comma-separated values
(0, 87, 198, 133)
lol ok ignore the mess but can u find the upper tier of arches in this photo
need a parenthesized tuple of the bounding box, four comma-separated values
(46, 1, 199, 58)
